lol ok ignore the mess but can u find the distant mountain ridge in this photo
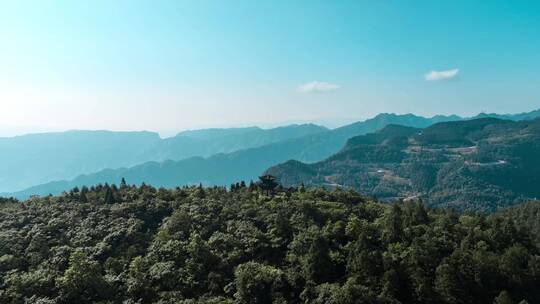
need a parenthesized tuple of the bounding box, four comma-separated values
(5, 109, 540, 200)
(267, 117, 540, 211)
(145, 123, 328, 162)
(0, 124, 327, 192)
(473, 108, 540, 121)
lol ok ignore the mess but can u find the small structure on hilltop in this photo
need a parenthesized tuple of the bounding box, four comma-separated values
(258, 174, 279, 196)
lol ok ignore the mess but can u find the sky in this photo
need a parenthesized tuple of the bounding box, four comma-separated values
(1, 0, 540, 137)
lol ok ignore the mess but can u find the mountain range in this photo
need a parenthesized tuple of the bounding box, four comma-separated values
(267, 117, 540, 211)
(0, 124, 326, 193)
(3, 109, 540, 201)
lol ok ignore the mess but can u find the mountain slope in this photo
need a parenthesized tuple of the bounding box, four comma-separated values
(0, 124, 326, 192)
(267, 117, 540, 211)
(5, 113, 465, 198)
(0, 130, 161, 192)
(6, 110, 540, 199)
(143, 123, 329, 162)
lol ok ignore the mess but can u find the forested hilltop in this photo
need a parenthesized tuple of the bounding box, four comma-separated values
(1, 183, 539, 303)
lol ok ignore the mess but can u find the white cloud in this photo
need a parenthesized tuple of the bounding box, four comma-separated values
(297, 81, 340, 93)
(424, 68, 459, 81)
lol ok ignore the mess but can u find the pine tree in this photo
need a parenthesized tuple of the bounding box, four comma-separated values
(196, 184, 206, 198)
(80, 190, 88, 204)
(120, 177, 127, 189)
(249, 180, 256, 191)
(382, 203, 403, 244)
(104, 187, 115, 204)
(299, 182, 306, 193)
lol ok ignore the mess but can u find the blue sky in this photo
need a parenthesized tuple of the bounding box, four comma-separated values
(1, 1, 539, 136)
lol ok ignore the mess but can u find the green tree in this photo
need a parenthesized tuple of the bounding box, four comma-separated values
(382, 203, 404, 244)
(57, 249, 109, 303)
(104, 187, 115, 204)
(120, 177, 127, 189)
(234, 261, 285, 304)
(494, 291, 514, 304)
(79, 189, 88, 203)
(127, 256, 155, 302)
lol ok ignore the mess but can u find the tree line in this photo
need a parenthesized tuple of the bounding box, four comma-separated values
(0, 179, 539, 303)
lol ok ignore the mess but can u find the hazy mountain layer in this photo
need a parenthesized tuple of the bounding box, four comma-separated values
(4, 109, 540, 199)
(0, 124, 326, 192)
(5, 113, 465, 198)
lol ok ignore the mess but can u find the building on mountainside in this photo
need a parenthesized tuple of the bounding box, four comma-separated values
(258, 174, 279, 196)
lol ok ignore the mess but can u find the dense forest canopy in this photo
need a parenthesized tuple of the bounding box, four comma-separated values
(0, 182, 539, 303)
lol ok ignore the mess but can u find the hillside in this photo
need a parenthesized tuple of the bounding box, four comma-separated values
(5, 110, 540, 199)
(267, 118, 540, 212)
(0, 130, 160, 193)
(0, 124, 326, 193)
(0, 185, 538, 303)
(141, 124, 329, 163)
(496, 200, 540, 247)
(4, 113, 466, 199)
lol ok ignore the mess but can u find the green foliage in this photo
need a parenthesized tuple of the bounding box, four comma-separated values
(494, 291, 514, 304)
(0, 185, 538, 303)
(234, 261, 285, 304)
(57, 249, 110, 303)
